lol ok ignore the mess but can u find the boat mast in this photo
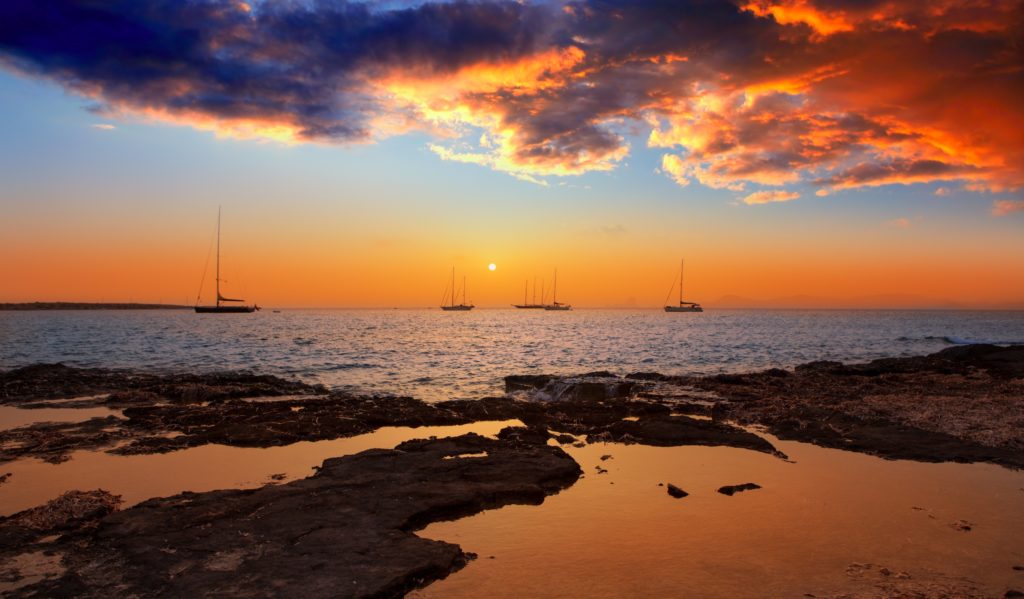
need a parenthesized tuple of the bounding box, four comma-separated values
(463, 275, 467, 305)
(215, 207, 221, 308)
(679, 258, 683, 306)
(553, 269, 558, 304)
(451, 267, 455, 308)
(533, 276, 537, 304)
(524, 280, 528, 305)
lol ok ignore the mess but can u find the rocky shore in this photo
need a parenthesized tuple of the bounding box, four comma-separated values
(0, 344, 1022, 597)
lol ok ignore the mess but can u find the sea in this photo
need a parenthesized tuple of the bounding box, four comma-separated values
(3, 308, 1024, 596)
(2, 308, 1022, 401)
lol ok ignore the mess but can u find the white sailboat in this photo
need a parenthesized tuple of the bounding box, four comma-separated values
(441, 267, 474, 311)
(195, 207, 259, 314)
(544, 269, 571, 310)
(664, 259, 703, 312)
(513, 277, 543, 308)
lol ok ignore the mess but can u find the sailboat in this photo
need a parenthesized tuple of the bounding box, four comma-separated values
(441, 267, 475, 311)
(543, 269, 572, 310)
(195, 208, 259, 314)
(513, 277, 543, 309)
(664, 259, 703, 313)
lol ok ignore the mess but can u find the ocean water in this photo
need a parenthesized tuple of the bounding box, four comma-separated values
(1, 309, 1022, 401)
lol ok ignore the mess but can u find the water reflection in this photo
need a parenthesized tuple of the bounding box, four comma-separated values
(0, 420, 522, 515)
(412, 435, 1024, 598)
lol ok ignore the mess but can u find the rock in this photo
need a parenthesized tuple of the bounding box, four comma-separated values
(538, 378, 637, 402)
(12, 434, 581, 598)
(504, 374, 554, 392)
(949, 519, 974, 532)
(0, 490, 121, 550)
(717, 483, 762, 496)
(0, 473, 10, 485)
(599, 454, 613, 461)
(1004, 591, 1024, 598)
(1013, 565, 1024, 571)
(0, 363, 321, 406)
(666, 484, 688, 498)
(625, 372, 668, 381)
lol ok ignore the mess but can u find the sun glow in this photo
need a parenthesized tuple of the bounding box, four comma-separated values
(488, 263, 497, 271)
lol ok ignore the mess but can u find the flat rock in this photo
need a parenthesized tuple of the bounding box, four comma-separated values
(666, 484, 688, 498)
(717, 483, 762, 496)
(8, 433, 580, 598)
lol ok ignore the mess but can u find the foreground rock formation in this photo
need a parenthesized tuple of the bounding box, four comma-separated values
(1, 433, 580, 597)
(2, 345, 1021, 467)
(0, 345, 1021, 597)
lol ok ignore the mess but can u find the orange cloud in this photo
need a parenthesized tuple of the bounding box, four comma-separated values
(743, 0, 854, 36)
(3, 0, 1021, 199)
(742, 190, 800, 205)
(991, 200, 1024, 217)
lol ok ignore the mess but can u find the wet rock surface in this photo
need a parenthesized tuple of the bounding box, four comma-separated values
(0, 490, 122, 591)
(2, 345, 1021, 469)
(3, 433, 580, 598)
(807, 562, 995, 598)
(1, 363, 323, 407)
(1, 365, 786, 463)
(637, 344, 1024, 469)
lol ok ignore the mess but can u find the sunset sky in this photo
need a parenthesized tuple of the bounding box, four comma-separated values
(1, 0, 1022, 308)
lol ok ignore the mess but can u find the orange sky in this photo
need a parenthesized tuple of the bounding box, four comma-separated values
(0, 0, 1022, 308)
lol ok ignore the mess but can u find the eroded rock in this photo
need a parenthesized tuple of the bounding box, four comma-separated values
(7, 433, 580, 598)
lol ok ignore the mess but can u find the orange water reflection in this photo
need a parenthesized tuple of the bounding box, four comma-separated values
(411, 436, 1024, 597)
(0, 420, 522, 515)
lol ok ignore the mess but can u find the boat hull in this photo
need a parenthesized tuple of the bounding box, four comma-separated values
(513, 305, 544, 309)
(543, 305, 572, 311)
(441, 305, 475, 311)
(664, 305, 703, 312)
(195, 306, 259, 313)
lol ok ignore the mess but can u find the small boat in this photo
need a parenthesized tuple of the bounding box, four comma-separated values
(664, 259, 703, 313)
(543, 269, 572, 311)
(441, 267, 475, 311)
(195, 207, 259, 314)
(513, 277, 544, 309)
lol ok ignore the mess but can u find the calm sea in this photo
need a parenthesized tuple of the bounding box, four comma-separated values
(1, 309, 1022, 401)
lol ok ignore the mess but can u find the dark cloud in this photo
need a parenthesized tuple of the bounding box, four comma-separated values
(0, 0, 552, 140)
(0, 0, 1020, 192)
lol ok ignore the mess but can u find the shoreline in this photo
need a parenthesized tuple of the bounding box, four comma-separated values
(0, 345, 1022, 596)
(0, 303, 192, 311)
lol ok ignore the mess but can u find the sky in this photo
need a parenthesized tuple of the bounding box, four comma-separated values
(0, 0, 1022, 308)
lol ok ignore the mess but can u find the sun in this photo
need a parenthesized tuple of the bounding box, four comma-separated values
(488, 263, 497, 271)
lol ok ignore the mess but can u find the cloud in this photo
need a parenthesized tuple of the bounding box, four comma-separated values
(885, 217, 912, 228)
(991, 200, 1024, 217)
(741, 190, 800, 205)
(934, 187, 950, 196)
(91, 123, 115, 130)
(0, 0, 1020, 193)
(600, 224, 627, 236)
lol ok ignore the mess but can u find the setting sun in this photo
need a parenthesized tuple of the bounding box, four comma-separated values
(488, 263, 496, 271)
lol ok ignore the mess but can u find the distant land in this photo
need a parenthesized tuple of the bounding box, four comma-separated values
(0, 302, 191, 311)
